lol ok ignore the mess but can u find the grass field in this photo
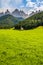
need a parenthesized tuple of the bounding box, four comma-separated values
(0, 26, 43, 65)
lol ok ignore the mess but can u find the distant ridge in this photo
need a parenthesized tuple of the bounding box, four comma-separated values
(0, 14, 22, 29)
(12, 9, 28, 19)
(0, 9, 28, 19)
(15, 11, 43, 30)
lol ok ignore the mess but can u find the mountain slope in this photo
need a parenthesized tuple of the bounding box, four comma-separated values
(12, 9, 28, 19)
(0, 14, 19, 29)
(15, 11, 43, 29)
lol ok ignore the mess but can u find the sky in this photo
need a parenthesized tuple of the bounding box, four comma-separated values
(0, 0, 43, 14)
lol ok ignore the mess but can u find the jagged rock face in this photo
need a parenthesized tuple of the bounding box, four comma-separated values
(12, 9, 28, 18)
(0, 12, 4, 17)
(29, 11, 41, 17)
(0, 9, 10, 17)
(12, 9, 21, 17)
(20, 10, 26, 16)
(0, 9, 28, 19)
(5, 9, 10, 14)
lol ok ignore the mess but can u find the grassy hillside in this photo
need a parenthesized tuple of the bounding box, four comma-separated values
(0, 14, 18, 29)
(15, 11, 43, 29)
(0, 26, 43, 65)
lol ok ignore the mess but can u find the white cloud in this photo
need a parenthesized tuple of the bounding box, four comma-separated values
(26, 0, 43, 14)
(26, 0, 36, 8)
(0, 0, 23, 12)
(36, 5, 43, 11)
(26, 2, 35, 7)
(1, 0, 23, 8)
(0, 0, 11, 12)
(0, 0, 43, 14)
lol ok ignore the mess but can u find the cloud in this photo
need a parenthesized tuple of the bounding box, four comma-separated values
(1, 0, 23, 8)
(0, 0, 23, 12)
(0, 0, 23, 9)
(26, 1, 35, 7)
(0, 0, 43, 14)
(25, 0, 43, 13)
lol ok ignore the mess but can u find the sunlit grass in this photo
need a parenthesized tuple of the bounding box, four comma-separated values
(0, 26, 43, 65)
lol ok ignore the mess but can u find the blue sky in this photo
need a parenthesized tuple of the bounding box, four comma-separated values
(0, 0, 43, 14)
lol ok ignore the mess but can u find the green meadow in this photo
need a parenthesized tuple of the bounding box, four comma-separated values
(0, 26, 43, 65)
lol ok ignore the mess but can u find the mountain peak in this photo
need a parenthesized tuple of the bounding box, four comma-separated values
(12, 9, 28, 18)
(15, 9, 19, 12)
(0, 9, 28, 19)
(0, 12, 4, 17)
(20, 10, 25, 14)
(5, 9, 10, 14)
